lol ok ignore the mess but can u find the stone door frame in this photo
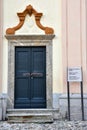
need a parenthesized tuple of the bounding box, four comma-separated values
(5, 35, 55, 109)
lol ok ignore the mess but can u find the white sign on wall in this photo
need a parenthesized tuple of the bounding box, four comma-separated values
(68, 67, 82, 82)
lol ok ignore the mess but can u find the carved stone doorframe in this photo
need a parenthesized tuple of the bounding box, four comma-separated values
(5, 35, 55, 109)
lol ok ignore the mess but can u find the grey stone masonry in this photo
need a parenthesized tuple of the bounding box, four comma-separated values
(0, 93, 7, 121)
(59, 94, 87, 121)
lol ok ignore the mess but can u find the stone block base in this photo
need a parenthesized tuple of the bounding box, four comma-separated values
(7, 109, 54, 123)
(59, 94, 87, 120)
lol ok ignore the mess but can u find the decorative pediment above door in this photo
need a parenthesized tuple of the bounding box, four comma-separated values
(6, 4, 54, 35)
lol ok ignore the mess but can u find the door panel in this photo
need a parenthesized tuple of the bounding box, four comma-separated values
(15, 47, 31, 108)
(31, 47, 46, 108)
(15, 78, 31, 108)
(15, 47, 46, 108)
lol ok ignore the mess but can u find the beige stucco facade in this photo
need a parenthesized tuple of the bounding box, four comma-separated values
(2, 0, 62, 96)
(0, 0, 3, 93)
(0, 0, 87, 115)
(62, 0, 87, 93)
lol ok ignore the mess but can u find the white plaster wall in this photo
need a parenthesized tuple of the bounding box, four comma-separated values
(3, 0, 63, 98)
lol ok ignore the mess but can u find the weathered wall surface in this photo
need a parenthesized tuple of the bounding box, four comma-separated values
(62, 0, 87, 93)
(0, 0, 87, 109)
(0, 0, 3, 93)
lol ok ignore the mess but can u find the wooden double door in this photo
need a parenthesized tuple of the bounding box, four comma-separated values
(15, 47, 46, 108)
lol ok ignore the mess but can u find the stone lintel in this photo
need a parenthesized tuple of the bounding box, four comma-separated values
(5, 35, 55, 41)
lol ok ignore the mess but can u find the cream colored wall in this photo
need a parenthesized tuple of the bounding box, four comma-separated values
(62, 0, 87, 93)
(0, 0, 3, 93)
(3, 0, 87, 94)
(3, 0, 63, 93)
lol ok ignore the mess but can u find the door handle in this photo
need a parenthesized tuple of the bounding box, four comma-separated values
(31, 73, 43, 77)
(23, 73, 30, 77)
(23, 72, 43, 77)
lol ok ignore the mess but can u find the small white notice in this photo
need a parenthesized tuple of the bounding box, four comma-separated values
(68, 67, 82, 82)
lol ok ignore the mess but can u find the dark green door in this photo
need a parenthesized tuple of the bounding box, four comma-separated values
(15, 47, 46, 108)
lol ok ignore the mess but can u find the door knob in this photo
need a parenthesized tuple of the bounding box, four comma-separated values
(31, 76, 33, 79)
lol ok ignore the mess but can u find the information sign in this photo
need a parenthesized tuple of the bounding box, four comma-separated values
(68, 67, 82, 82)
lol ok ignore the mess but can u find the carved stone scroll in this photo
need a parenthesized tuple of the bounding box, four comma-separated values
(6, 5, 54, 34)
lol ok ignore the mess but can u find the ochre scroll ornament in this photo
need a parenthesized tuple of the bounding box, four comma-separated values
(6, 5, 54, 34)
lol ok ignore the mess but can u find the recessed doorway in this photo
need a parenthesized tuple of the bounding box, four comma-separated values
(15, 46, 46, 108)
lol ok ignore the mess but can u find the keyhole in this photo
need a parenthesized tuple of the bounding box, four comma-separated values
(31, 76, 33, 79)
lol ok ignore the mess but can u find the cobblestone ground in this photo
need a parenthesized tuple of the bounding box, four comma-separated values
(0, 120, 87, 130)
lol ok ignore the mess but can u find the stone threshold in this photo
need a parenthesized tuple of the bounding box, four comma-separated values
(7, 109, 54, 123)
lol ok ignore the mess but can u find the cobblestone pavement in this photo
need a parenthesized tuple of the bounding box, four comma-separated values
(0, 120, 87, 130)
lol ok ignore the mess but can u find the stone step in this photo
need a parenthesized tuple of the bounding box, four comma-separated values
(7, 113, 52, 117)
(7, 109, 54, 123)
(7, 109, 53, 114)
